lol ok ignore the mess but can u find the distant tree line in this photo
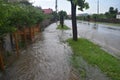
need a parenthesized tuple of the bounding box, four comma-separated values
(77, 7, 120, 23)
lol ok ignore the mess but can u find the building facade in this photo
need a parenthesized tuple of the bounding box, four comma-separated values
(42, 8, 53, 14)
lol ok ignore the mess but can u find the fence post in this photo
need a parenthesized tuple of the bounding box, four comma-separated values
(0, 44, 5, 71)
(23, 28, 27, 48)
(13, 32, 19, 57)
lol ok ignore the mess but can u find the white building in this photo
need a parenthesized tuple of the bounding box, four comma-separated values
(116, 13, 120, 19)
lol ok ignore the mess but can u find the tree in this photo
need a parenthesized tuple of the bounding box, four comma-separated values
(0, 0, 44, 70)
(8, 2, 44, 44)
(58, 11, 67, 19)
(105, 7, 118, 19)
(51, 11, 59, 22)
(58, 10, 67, 28)
(0, 0, 16, 40)
(0, 0, 16, 70)
(109, 7, 114, 14)
(59, 11, 64, 28)
(67, 0, 89, 41)
(115, 8, 118, 14)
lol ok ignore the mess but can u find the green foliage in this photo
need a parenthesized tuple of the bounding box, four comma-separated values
(58, 10, 68, 19)
(96, 22, 120, 27)
(0, 0, 44, 38)
(19, 0, 32, 6)
(91, 14, 106, 19)
(67, 38, 120, 80)
(105, 7, 118, 19)
(77, 6, 119, 21)
(47, 11, 59, 22)
(35, 10, 44, 23)
(68, 0, 89, 11)
(58, 10, 66, 27)
(8, 5, 28, 29)
(0, 1, 16, 37)
(109, 7, 118, 14)
(8, 4, 44, 29)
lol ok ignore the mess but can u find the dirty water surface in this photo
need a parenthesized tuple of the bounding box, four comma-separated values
(0, 23, 72, 80)
(0, 22, 116, 80)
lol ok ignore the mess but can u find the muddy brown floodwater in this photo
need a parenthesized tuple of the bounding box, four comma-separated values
(0, 23, 72, 80)
(0, 21, 117, 80)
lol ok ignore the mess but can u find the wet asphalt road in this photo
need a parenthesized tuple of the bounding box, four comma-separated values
(65, 20, 120, 59)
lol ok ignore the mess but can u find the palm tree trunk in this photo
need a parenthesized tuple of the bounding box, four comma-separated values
(71, 2, 78, 41)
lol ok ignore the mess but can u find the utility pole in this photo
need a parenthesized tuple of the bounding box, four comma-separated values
(55, 0, 58, 13)
(55, 0, 58, 23)
(97, 0, 99, 14)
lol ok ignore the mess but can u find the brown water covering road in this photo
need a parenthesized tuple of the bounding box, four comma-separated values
(0, 23, 72, 80)
(0, 22, 113, 80)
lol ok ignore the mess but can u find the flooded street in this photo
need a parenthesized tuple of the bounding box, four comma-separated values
(0, 23, 72, 80)
(0, 20, 120, 80)
(65, 20, 120, 59)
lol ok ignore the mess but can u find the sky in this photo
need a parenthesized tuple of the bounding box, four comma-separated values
(30, 0, 120, 14)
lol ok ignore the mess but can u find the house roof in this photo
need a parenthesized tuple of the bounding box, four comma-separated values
(43, 8, 53, 14)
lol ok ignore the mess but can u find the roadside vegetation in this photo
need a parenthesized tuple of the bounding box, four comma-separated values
(95, 22, 120, 27)
(0, 0, 45, 70)
(0, 0, 44, 45)
(67, 38, 120, 80)
(77, 7, 120, 24)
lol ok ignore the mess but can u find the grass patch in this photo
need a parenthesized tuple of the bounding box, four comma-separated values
(56, 24, 70, 30)
(95, 22, 120, 27)
(71, 56, 86, 79)
(67, 38, 120, 80)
